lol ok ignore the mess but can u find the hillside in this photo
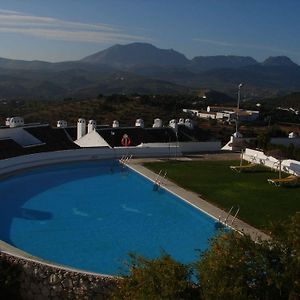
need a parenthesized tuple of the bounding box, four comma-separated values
(260, 92, 300, 110)
(0, 95, 196, 126)
(0, 66, 192, 100)
(0, 90, 235, 124)
(189, 55, 258, 72)
(0, 43, 300, 100)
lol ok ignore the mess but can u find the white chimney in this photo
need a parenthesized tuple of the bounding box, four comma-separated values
(88, 120, 97, 133)
(233, 131, 243, 138)
(135, 118, 144, 128)
(57, 120, 67, 128)
(185, 118, 193, 129)
(152, 118, 162, 128)
(8, 117, 24, 128)
(169, 119, 178, 132)
(289, 132, 298, 139)
(112, 120, 119, 128)
(77, 118, 86, 140)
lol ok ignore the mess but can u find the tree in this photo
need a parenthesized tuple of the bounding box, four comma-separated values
(195, 231, 281, 300)
(195, 214, 300, 300)
(111, 253, 198, 300)
(110, 214, 300, 299)
(270, 213, 300, 299)
(256, 131, 271, 150)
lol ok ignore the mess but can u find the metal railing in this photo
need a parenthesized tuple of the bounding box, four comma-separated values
(153, 169, 167, 191)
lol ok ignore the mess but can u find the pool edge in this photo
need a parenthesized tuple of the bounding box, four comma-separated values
(125, 159, 270, 241)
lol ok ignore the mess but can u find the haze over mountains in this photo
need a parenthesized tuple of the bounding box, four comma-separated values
(0, 42, 300, 100)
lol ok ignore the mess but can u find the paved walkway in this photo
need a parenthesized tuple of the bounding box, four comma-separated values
(127, 153, 270, 241)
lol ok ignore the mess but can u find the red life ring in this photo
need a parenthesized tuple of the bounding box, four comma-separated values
(121, 134, 131, 146)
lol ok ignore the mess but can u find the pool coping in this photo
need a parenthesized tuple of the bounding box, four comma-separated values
(125, 158, 270, 241)
(0, 158, 123, 279)
(0, 240, 118, 279)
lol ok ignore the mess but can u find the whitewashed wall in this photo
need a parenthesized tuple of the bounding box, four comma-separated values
(137, 141, 221, 153)
(0, 140, 221, 175)
(243, 148, 300, 176)
(0, 147, 178, 176)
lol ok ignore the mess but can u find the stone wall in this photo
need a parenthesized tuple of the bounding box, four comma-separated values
(0, 252, 118, 299)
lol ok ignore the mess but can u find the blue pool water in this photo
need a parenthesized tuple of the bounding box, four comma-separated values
(0, 160, 218, 275)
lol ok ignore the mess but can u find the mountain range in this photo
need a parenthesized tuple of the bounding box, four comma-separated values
(0, 42, 300, 100)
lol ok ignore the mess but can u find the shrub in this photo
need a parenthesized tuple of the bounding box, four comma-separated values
(196, 214, 300, 300)
(111, 253, 199, 300)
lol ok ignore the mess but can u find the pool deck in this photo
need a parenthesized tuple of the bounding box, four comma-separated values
(126, 153, 270, 241)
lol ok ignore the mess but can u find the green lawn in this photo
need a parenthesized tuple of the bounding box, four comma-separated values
(144, 160, 300, 230)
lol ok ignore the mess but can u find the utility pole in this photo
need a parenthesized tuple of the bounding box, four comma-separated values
(235, 83, 243, 135)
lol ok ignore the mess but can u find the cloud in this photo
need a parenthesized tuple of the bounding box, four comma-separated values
(0, 9, 22, 15)
(0, 9, 152, 43)
(0, 13, 118, 31)
(0, 27, 150, 43)
(193, 38, 300, 57)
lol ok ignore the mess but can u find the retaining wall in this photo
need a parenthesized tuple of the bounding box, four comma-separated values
(0, 252, 118, 300)
(0, 147, 174, 176)
(0, 142, 221, 176)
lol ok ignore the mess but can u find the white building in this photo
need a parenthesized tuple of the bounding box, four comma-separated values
(182, 109, 199, 116)
(197, 111, 216, 119)
(184, 106, 259, 122)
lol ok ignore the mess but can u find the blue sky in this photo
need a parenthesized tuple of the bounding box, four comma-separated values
(0, 0, 300, 63)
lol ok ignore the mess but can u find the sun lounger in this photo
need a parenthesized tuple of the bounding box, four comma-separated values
(267, 175, 298, 187)
(230, 163, 257, 173)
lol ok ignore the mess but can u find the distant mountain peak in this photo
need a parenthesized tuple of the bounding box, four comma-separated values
(262, 56, 298, 67)
(81, 42, 189, 68)
(109, 42, 157, 50)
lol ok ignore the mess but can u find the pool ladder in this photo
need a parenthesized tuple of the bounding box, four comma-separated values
(153, 169, 167, 191)
(118, 155, 132, 173)
(119, 154, 132, 165)
(217, 205, 240, 227)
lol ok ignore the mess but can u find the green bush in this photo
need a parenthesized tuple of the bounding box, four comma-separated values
(196, 214, 300, 300)
(195, 232, 281, 300)
(111, 253, 199, 300)
(270, 213, 300, 299)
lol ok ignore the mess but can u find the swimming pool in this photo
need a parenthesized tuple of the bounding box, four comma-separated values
(0, 160, 218, 275)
